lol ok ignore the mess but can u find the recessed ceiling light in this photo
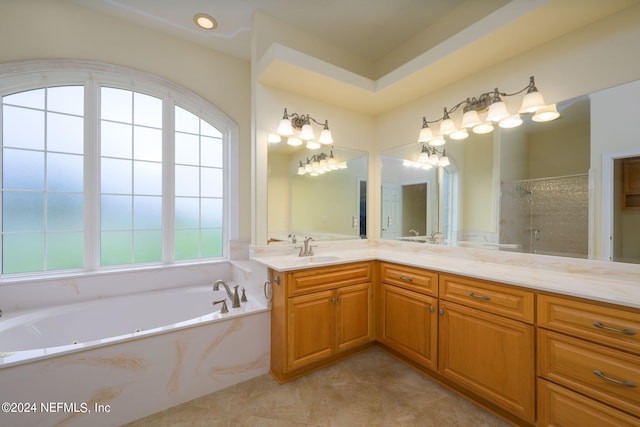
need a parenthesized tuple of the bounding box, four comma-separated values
(194, 13, 217, 30)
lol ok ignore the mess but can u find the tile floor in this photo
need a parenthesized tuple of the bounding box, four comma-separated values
(124, 347, 512, 426)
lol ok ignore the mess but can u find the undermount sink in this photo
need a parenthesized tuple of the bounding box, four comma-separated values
(295, 255, 342, 264)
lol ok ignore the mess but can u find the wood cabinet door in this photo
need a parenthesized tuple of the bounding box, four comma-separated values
(335, 283, 373, 353)
(287, 290, 334, 371)
(438, 300, 535, 423)
(380, 283, 437, 370)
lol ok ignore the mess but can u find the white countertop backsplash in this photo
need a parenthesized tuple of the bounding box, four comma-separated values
(251, 239, 640, 309)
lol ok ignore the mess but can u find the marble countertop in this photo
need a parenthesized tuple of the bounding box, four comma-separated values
(251, 240, 640, 309)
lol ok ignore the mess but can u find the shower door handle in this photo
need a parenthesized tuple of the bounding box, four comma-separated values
(533, 229, 540, 241)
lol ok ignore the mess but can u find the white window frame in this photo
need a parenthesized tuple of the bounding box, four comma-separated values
(0, 60, 239, 277)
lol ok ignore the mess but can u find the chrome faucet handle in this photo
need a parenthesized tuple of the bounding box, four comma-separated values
(295, 245, 303, 256)
(241, 287, 247, 302)
(308, 245, 317, 256)
(212, 299, 228, 313)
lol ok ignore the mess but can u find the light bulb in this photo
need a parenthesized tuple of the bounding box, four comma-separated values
(449, 128, 469, 140)
(499, 114, 523, 128)
(428, 135, 445, 146)
(287, 137, 302, 146)
(305, 140, 320, 150)
(472, 122, 494, 134)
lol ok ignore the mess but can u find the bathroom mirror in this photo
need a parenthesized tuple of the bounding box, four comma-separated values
(268, 144, 367, 243)
(381, 94, 591, 258)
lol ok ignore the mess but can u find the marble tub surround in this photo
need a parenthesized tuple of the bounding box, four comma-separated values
(125, 347, 509, 427)
(251, 239, 640, 309)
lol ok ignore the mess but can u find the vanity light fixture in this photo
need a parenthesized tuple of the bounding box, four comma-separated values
(418, 76, 558, 146)
(297, 149, 347, 176)
(193, 13, 217, 30)
(404, 145, 450, 169)
(273, 108, 334, 149)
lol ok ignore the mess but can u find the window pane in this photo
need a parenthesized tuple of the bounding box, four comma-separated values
(47, 112, 83, 154)
(101, 231, 132, 266)
(134, 92, 162, 128)
(101, 121, 132, 158)
(134, 195, 161, 229)
(3, 233, 44, 273)
(175, 106, 199, 133)
(3, 192, 44, 232)
(47, 193, 83, 231)
(201, 167, 223, 198)
(175, 165, 199, 197)
(201, 198, 222, 228)
(47, 152, 83, 192)
(47, 232, 83, 270)
(4, 88, 45, 109)
(134, 126, 162, 161)
(3, 148, 44, 190)
(201, 229, 223, 257)
(175, 229, 199, 260)
(175, 197, 199, 228)
(3, 106, 44, 150)
(175, 132, 199, 165)
(101, 158, 132, 194)
(101, 195, 132, 230)
(201, 136, 222, 167)
(201, 120, 222, 138)
(101, 87, 132, 123)
(134, 230, 161, 263)
(48, 86, 84, 116)
(134, 161, 162, 195)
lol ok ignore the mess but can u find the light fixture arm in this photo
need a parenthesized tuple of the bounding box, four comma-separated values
(281, 108, 330, 130)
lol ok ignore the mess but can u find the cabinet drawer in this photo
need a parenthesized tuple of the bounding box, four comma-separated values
(379, 262, 438, 296)
(439, 274, 534, 323)
(538, 294, 640, 355)
(537, 378, 639, 427)
(538, 329, 640, 418)
(287, 262, 371, 296)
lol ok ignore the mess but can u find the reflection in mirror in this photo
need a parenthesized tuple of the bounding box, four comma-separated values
(268, 143, 367, 243)
(381, 95, 591, 259)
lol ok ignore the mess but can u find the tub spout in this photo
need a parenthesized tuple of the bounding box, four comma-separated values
(213, 280, 241, 308)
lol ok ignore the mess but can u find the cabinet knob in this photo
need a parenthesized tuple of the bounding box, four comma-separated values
(438, 309, 444, 316)
(331, 297, 336, 304)
(429, 305, 434, 313)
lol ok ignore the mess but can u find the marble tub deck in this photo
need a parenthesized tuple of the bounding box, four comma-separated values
(125, 347, 510, 426)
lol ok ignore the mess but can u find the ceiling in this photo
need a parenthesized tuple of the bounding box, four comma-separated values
(68, 0, 638, 115)
(69, 0, 472, 62)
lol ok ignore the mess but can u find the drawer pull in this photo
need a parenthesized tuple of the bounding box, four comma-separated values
(592, 321, 636, 335)
(593, 370, 637, 388)
(468, 292, 491, 301)
(399, 275, 414, 282)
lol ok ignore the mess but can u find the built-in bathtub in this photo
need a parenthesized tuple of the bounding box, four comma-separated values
(0, 283, 270, 427)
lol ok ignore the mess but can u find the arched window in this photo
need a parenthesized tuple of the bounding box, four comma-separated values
(0, 61, 237, 275)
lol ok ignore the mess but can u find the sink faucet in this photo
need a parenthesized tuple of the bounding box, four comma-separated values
(296, 236, 316, 257)
(288, 234, 297, 244)
(409, 229, 419, 236)
(213, 279, 241, 308)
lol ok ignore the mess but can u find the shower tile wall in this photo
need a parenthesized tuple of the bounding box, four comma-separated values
(500, 175, 589, 258)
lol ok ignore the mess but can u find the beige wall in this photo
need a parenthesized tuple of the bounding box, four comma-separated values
(0, 0, 252, 239)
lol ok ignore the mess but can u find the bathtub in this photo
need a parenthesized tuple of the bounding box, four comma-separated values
(0, 284, 271, 427)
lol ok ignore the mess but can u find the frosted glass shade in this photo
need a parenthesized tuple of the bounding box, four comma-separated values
(418, 126, 433, 143)
(439, 117, 456, 135)
(472, 122, 494, 134)
(299, 124, 315, 141)
(305, 140, 320, 150)
(519, 90, 546, 113)
(276, 119, 293, 136)
(438, 155, 450, 167)
(449, 128, 469, 140)
(499, 114, 523, 128)
(287, 137, 302, 146)
(486, 101, 510, 122)
(428, 135, 445, 146)
(318, 129, 333, 144)
(462, 110, 481, 128)
(532, 104, 560, 122)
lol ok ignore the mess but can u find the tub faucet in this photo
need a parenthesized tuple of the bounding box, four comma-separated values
(213, 280, 241, 308)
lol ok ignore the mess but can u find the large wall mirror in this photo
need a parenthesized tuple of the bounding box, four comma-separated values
(268, 143, 367, 243)
(381, 94, 594, 258)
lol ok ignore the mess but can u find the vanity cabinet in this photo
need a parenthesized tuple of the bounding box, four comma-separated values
(437, 274, 536, 423)
(537, 294, 640, 425)
(378, 262, 438, 370)
(270, 262, 373, 383)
